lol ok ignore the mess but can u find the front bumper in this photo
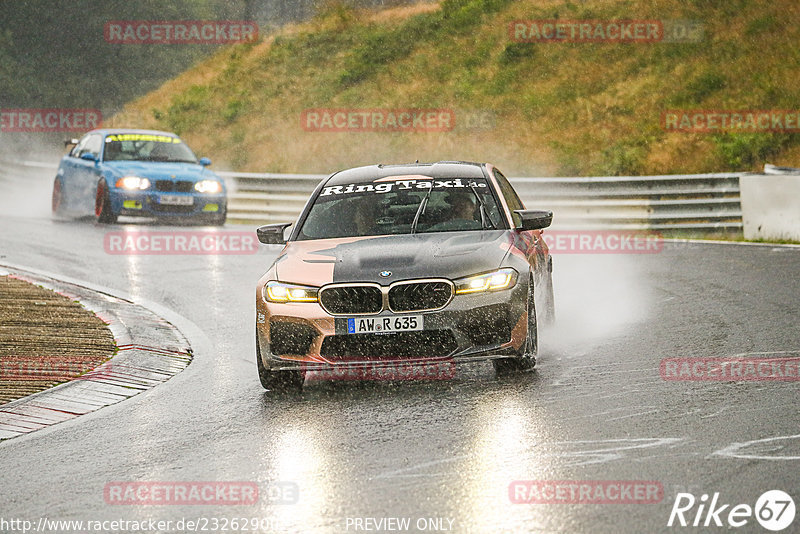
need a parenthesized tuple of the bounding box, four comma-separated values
(110, 190, 227, 218)
(256, 279, 529, 372)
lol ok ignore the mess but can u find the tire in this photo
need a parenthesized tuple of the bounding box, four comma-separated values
(493, 275, 537, 374)
(256, 331, 304, 391)
(94, 180, 117, 224)
(52, 177, 65, 215)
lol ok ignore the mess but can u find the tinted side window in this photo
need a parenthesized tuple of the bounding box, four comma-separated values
(70, 135, 90, 157)
(81, 134, 103, 158)
(493, 169, 525, 226)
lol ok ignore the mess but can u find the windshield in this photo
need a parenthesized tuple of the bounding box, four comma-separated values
(297, 177, 506, 240)
(102, 133, 198, 163)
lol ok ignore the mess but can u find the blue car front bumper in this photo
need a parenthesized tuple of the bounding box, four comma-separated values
(111, 190, 227, 218)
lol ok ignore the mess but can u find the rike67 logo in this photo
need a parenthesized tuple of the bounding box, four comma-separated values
(668, 490, 795, 531)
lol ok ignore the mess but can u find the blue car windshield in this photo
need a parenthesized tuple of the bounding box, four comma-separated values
(103, 133, 198, 163)
(297, 178, 507, 240)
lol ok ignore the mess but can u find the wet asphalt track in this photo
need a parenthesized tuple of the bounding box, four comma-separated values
(0, 186, 799, 533)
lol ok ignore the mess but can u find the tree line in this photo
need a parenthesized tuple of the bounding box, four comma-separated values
(0, 0, 431, 112)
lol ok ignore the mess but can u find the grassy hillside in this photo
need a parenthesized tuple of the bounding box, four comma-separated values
(109, 0, 800, 176)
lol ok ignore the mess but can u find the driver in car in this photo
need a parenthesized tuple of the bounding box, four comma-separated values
(353, 197, 380, 236)
(446, 193, 478, 224)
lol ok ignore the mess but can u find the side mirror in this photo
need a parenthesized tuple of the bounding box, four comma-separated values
(514, 210, 553, 231)
(257, 223, 292, 245)
(64, 138, 79, 147)
(80, 152, 98, 162)
(199, 157, 212, 166)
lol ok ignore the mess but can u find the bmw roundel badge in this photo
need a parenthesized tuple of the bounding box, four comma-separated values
(379, 270, 392, 278)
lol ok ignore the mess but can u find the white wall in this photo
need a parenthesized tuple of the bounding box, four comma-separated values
(740, 175, 800, 241)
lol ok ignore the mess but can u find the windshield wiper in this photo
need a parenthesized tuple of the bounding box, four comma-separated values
(410, 183, 434, 234)
(468, 181, 494, 229)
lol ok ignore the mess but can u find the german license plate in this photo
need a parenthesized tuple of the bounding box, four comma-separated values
(347, 315, 423, 334)
(158, 195, 193, 206)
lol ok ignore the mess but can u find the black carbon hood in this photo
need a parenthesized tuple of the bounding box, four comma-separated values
(276, 230, 514, 285)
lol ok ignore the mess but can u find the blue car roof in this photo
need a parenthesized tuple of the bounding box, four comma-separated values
(85, 128, 181, 138)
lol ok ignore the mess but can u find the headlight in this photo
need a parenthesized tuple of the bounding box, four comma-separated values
(454, 268, 518, 294)
(264, 281, 319, 303)
(195, 180, 222, 194)
(115, 176, 151, 190)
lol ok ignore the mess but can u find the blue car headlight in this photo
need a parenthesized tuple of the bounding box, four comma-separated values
(195, 180, 223, 194)
(115, 176, 151, 190)
(454, 268, 518, 294)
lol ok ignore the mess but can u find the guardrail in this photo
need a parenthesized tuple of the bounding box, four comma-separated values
(220, 171, 323, 225)
(4, 159, 746, 235)
(223, 170, 746, 234)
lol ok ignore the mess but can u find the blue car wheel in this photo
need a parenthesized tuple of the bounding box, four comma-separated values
(52, 178, 65, 215)
(94, 180, 117, 224)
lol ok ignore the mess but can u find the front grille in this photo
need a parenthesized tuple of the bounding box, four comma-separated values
(389, 281, 452, 312)
(320, 330, 457, 360)
(155, 180, 193, 192)
(270, 321, 316, 355)
(319, 285, 382, 315)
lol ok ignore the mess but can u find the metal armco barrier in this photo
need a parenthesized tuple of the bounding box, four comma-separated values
(219, 170, 322, 225)
(222, 170, 746, 235)
(6, 159, 746, 234)
(509, 174, 744, 233)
